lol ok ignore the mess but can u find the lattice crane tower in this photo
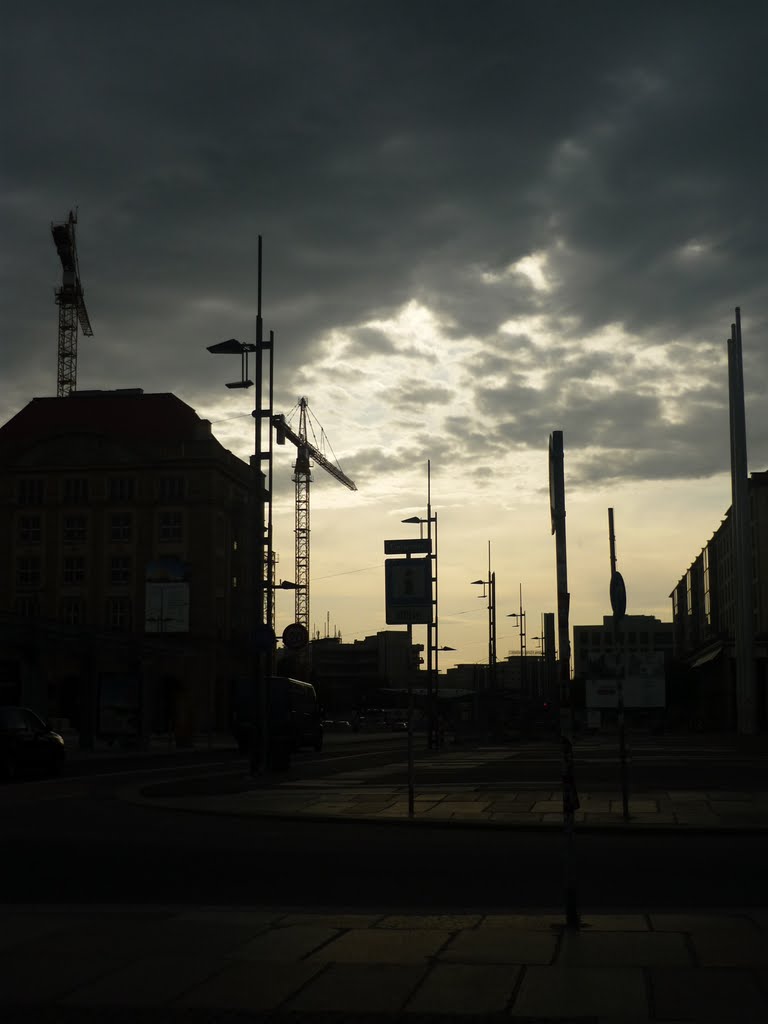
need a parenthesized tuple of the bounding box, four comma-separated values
(51, 210, 93, 397)
(273, 397, 356, 633)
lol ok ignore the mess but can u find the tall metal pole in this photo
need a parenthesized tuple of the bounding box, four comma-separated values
(252, 237, 271, 775)
(549, 430, 580, 928)
(426, 461, 434, 749)
(728, 308, 756, 735)
(608, 508, 630, 820)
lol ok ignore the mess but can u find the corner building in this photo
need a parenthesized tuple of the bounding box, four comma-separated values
(0, 389, 252, 746)
(670, 471, 768, 731)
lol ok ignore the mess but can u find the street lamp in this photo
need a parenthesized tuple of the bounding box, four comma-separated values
(471, 542, 496, 690)
(507, 585, 527, 730)
(207, 236, 274, 775)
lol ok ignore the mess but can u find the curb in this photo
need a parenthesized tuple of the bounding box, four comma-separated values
(119, 785, 768, 835)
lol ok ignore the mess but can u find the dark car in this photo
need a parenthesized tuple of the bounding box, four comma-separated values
(0, 706, 66, 781)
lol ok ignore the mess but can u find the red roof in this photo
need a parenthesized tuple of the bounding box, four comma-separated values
(0, 391, 213, 453)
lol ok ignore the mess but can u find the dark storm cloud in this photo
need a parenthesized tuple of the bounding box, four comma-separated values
(3, 1, 767, 483)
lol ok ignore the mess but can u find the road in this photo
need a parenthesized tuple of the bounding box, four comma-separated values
(2, 734, 766, 911)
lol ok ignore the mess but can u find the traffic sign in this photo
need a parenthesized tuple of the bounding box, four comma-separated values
(384, 538, 432, 555)
(282, 622, 309, 650)
(610, 571, 627, 621)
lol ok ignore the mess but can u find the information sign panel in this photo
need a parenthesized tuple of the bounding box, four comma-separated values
(385, 557, 432, 624)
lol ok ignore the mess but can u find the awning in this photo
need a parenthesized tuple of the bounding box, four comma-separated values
(691, 647, 722, 668)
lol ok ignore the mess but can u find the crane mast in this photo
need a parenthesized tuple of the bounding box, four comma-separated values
(51, 210, 93, 397)
(273, 397, 356, 636)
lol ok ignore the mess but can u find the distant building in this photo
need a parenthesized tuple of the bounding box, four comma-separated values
(669, 471, 768, 730)
(306, 630, 423, 711)
(573, 615, 672, 724)
(0, 389, 253, 745)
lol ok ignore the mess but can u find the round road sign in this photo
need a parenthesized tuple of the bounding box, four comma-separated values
(282, 622, 309, 650)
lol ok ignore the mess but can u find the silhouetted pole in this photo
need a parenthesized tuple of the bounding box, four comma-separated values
(608, 508, 630, 821)
(728, 308, 756, 735)
(549, 430, 580, 929)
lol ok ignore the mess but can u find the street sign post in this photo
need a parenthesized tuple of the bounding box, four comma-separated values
(385, 557, 432, 624)
(384, 538, 432, 555)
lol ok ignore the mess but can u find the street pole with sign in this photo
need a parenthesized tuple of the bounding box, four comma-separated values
(608, 508, 630, 821)
(385, 540, 432, 818)
(549, 430, 580, 929)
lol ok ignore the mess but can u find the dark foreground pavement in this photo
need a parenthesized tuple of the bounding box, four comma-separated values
(4, 904, 768, 1022)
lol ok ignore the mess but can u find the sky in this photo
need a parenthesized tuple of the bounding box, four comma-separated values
(3, 1, 768, 671)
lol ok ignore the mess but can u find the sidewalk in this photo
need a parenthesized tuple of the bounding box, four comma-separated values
(130, 742, 768, 831)
(3, 904, 768, 1020)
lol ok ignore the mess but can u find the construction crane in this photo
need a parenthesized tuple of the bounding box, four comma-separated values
(51, 210, 93, 397)
(273, 397, 357, 636)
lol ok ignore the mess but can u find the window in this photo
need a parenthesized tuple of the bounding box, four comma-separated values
(14, 595, 39, 618)
(18, 515, 41, 544)
(159, 476, 185, 501)
(159, 510, 183, 542)
(60, 597, 85, 626)
(108, 477, 135, 501)
(17, 479, 44, 505)
(64, 478, 89, 503)
(106, 596, 131, 630)
(703, 546, 712, 627)
(110, 512, 132, 542)
(63, 515, 87, 543)
(63, 556, 85, 584)
(17, 557, 41, 587)
(110, 556, 131, 585)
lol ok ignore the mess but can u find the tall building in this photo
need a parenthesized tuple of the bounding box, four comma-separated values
(670, 471, 768, 730)
(0, 389, 253, 745)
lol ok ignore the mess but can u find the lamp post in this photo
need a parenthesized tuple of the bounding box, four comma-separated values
(471, 543, 496, 689)
(507, 586, 527, 734)
(402, 461, 440, 747)
(207, 236, 274, 775)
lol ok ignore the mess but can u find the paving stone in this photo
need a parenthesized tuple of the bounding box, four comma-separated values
(0, 955, 127, 1003)
(279, 913, 383, 929)
(440, 928, 557, 963)
(286, 963, 425, 1013)
(580, 915, 649, 931)
(649, 966, 768, 1019)
(479, 914, 563, 931)
(532, 800, 561, 812)
(377, 914, 482, 930)
(558, 930, 691, 966)
(15, 918, 263, 958)
(439, 801, 492, 813)
(610, 800, 658, 813)
(406, 962, 520, 1014)
(60, 954, 228, 1005)
(309, 927, 449, 963)
(175, 960, 323, 1010)
(173, 910, 278, 929)
(511, 966, 647, 1017)
(650, 913, 760, 932)
(0, 915, 74, 952)
(689, 927, 768, 966)
(232, 925, 340, 961)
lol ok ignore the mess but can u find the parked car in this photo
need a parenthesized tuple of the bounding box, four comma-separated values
(0, 706, 66, 781)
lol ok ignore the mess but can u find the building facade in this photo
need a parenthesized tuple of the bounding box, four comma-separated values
(670, 471, 768, 730)
(0, 389, 254, 745)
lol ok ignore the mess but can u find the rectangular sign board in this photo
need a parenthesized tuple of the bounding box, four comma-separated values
(385, 557, 432, 624)
(585, 651, 666, 708)
(384, 538, 432, 555)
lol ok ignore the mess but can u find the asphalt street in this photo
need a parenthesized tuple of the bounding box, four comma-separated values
(2, 736, 767, 912)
